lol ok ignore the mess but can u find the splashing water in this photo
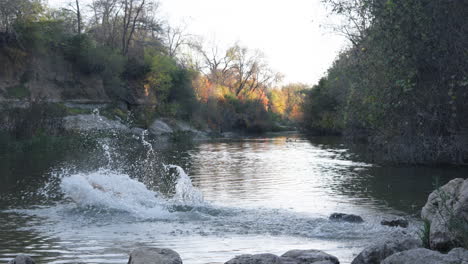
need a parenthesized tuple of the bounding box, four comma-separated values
(167, 165, 204, 205)
(59, 166, 204, 218)
(55, 127, 204, 219)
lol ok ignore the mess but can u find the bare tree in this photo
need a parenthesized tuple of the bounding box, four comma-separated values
(66, 0, 82, 34)
(121, 0, 146, 55)
(231, 45, 279, 96)
(89, 0, 121, 46)
(195, 41, 236, 86)
(163, 22, 192, 58)
(322, 0, 374, 46)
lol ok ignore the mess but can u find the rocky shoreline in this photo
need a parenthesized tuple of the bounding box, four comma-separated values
(6, 178, 468, 264)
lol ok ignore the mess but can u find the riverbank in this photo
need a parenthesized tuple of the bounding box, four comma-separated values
(0, 100, 297, 144)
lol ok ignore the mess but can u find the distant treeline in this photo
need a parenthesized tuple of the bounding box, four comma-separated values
(302, 0, 468, 164)
(0, 0, 305, 134)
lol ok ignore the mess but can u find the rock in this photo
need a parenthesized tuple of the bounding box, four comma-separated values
(351, 231, 421, 264)
(225, 250, 340, 264)
(381, 247, 468, 264)
(280, 249, 339, 264)
(64, 114, 128, 132)
(421, 178, 468, 251)
(172, 120, 199, 133)
(149, 119, 173, 135)
(225, 253, 283, 264)
(381, 218, 409, 228)
(8, 254, 36, 264)
(449, 248, 468, 262)
(329, 213, 364, 223)
(128, 247, 182, 264)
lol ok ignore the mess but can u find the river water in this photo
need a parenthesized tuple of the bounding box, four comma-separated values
(0, 133, 466, 264)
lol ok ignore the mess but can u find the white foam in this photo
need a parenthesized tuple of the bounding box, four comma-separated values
(59, 163, 204, 219)
(167, 165, 204, 205)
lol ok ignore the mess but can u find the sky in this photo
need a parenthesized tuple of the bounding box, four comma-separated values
(47, 0, 347, 85)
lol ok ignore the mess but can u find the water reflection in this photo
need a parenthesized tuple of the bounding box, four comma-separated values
(1, 134, 467, 264)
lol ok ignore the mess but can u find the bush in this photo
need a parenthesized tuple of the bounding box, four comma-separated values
(302, 0, 468, 164)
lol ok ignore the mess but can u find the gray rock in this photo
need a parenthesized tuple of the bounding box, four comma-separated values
(225, 250, 340, 264)
(172, 120, 199, 133)
(280, 249, 339, 264)
(64, 114, 128, 132)
(149, 119, 173, 135)
(421, 178, 468, 251)
(8, 254, 36, 264)
(130, 127, 146, 135)
(381, 218, 409, 228)
(127, 247, 182, 264)
(225, 253, 282, 264)
(329, 213, 364, 223)
(381, 247, 468, 264)
(448, 248, 468, 262)
(351, 231, 421, 264)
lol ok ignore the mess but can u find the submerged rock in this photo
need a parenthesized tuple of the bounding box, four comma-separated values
(280, 249, 339, 264)
(421, 178, 468, 251)
(8, 254, 36, 264)
(329, 213, 364, 223)
(381, 218, 409, 228)
(351, 231, 421, 264)
(381, 247, 468, 264)
(128, 247, 182, 264)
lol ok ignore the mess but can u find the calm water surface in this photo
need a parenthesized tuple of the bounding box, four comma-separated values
(0, 134, 466, 264)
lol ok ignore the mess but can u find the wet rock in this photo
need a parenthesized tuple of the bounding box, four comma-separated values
(225, 250, 340, 264)
(280, 249, 339, 264)
(64, 114, 128, 131)
(127, 247, 182, 264)
(381, 218, 409, 228)
(381, 247, 468, 264)
(149, 119, 173, 135)
(351, 231, 421, 264)
(8, 254, 36, 264)
(329, 213, 364, 223)
(225, 253, 282, 264)
(421, 178, 468, 251)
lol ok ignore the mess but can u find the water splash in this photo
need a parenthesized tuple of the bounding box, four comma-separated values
(60, 169, 171, 218)
(166, 165, 204, 205)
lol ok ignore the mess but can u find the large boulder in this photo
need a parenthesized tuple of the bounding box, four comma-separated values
(381, 247, 468, 264)
(280, 249, 339, 264)
(225, 253, 283, 264)
(351, 231, 421, 264)
(225, 250, 340, 264)
(128, 247, 182, 264)
(329, 213, 364, 223)
(8, 255, 36, 264)
(421, 178, 468, 251)
(149, 119, 173, 135)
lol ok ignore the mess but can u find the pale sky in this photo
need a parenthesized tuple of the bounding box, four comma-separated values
(47, 0, 347, 85)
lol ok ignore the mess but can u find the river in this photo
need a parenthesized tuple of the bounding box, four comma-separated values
(0, 133, 466, 264)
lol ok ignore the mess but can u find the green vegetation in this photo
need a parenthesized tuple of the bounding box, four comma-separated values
(419, 219, 431, 249)
(0, 0, 304, 136)
(302, 0, 468, 164)
(6, 84, 29, 98)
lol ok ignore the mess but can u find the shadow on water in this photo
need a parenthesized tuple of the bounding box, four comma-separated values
(303, 135, 468, 215)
